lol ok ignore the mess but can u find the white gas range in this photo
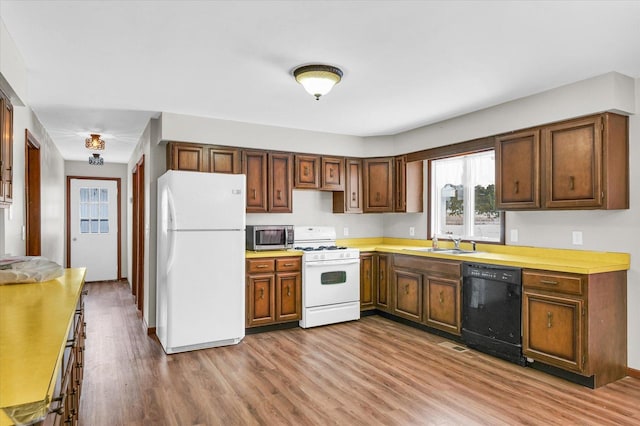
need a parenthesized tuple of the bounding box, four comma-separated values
(293, 226, 360, 328)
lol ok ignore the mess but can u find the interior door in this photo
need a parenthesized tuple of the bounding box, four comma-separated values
(69, 178, 118, 281)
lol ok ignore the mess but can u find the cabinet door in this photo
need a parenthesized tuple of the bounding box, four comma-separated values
(495, 130, 540, 209)
(393, 269, 422, 321)
(424, 276, 461, 335)
(294, 155, 320, 189)
(276, 272, 301, 322)
(360, 253, 375, 310)
(247, 274, 276, 327)
(363, 157, 394, 212)
(376, 254, 389, 310)
(321, 156, 344, 191)
(523, 291, 584, 372)
(169, 143, 206, 172)
(543, 115, 603, 208)
(243, 151, 268, 213)
(208, 147, 241, 174)
(269, 153, 293, 213)
(394, 156, 406, 212)
(332, 158, 363, 213)
(0, 95, 13, 204)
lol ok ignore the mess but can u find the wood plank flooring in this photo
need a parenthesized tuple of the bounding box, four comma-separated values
(79, 281, 640, 425)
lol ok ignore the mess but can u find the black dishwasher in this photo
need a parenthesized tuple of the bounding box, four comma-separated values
(461, 263, 526, 366)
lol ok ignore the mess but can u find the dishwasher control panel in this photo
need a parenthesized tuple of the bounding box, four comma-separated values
(463, 263, 521, 285)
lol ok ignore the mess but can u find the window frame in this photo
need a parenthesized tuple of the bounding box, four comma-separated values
(410, 137, 504, 245)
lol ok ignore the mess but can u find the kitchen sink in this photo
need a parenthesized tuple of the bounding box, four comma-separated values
(403, 247, 476, 254)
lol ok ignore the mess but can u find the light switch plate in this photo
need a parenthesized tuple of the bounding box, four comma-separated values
(343, 227, 349, 236)
(409, 227, 415, 236)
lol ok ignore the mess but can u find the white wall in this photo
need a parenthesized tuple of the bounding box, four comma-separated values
(65, 161, 129, 276)
(384, 73, 639, 370)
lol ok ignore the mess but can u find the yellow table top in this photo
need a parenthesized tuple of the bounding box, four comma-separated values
(0, 268, 86, 426)
(337, 238, 629, 274)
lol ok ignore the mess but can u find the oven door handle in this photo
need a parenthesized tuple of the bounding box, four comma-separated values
(305, 259, 360, 267)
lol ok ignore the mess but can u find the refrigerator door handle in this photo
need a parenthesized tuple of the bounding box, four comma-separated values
(166, 190, 177, 272)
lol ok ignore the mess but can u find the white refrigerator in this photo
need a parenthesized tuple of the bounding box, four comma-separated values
(156, 170, 246, 354)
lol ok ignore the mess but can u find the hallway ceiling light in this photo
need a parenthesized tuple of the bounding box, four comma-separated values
(85, 133, 105, 150)
(89, 153, 104, 166)
(293, 64, 343, 100)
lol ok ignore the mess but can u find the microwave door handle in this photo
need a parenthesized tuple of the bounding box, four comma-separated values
(306, 259, 360, 267)
(285, 227, 289, 245)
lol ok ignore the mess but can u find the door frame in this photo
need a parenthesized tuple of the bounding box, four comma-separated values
(131, 155, 145, 312)
(25, 130, 41, 256)
(66, 176, 122, 279)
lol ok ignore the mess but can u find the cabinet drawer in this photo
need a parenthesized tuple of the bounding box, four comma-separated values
(247, 259, 275, 273)
(523, 270, 584, 296)
(276, 257, 301, 272)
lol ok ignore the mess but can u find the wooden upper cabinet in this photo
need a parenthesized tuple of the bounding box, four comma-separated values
(208, 147, 241, 174)
(168, 142, 205, 172)
(363, 157, 394, 212)
(243, 150, 268, 213)
(268, 153, 293, 213)
(394, 156, 423, 213)
(543, 113, 627, 209)
(496, 112, 628, 210)
(0, 92, 13, 206)
(333, 158, 363, 213)
(495, 130, 541, 209)
(294, 154, 320, 189)
(321, 156, 344, 191)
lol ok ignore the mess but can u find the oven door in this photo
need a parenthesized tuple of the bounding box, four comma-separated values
(303, 258, 360, 308)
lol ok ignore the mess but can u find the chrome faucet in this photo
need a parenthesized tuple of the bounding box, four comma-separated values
(450, 234, 462, 250)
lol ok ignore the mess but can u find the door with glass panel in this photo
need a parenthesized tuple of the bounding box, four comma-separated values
(70, 179, 118, 281)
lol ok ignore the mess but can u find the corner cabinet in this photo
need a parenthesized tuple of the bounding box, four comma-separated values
(496, 112, 628, 210)
(522, 269, 627, 388)
(246, 257, 301, 327)
(0, 90, 13, 206)
(360, 252, 390, 312)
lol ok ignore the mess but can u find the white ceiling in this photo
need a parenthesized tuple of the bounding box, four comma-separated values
(1, 1, 640, 164)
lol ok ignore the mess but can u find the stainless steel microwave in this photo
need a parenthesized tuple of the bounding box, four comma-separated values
(246, 225, 294, 251)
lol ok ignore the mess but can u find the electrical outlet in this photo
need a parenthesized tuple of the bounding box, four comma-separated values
(572, 231, 583, 245)
(343, 227, 349, 236)
(409, 227, 415, 236)
(510, 229, 518, 242)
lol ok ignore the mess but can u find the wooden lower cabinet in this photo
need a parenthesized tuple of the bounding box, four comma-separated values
(360, 253, 375, 310)
(424, 275, 461, 335)
(522, 269, 627, 387)
(376, 254, 389, 311)
(390, 254, 462, 336)
(393, 269, 422, 321)
(246, 257, 301, 327)
(45, 290, 86, 425)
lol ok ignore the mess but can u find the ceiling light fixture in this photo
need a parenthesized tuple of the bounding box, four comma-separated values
(89, 153, 104, 166)
(85, 133, 105, 150)
(293, 64, 343, 100)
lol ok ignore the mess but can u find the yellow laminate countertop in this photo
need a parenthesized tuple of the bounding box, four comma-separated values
(337, 238, 629, 274)
(0, 268, 86, 426)
(246, 250, 303, 259)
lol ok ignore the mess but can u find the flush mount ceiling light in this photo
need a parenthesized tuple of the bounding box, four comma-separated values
(89, 153, 104, 166)
(293, 64, 343, 100)
(85, 133, 105, 150)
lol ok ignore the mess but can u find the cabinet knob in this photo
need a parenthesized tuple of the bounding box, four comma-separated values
(376, 192, 381, 202)
(352, 192, 356, 202)
(277, 189, 282, 200)
(287, 285, 291, 297)
(251, 188, 256, 199)
(304, 166, 309, 176)
(547, 311, 553, 328)
(569, 176, 575, 190)
(514, 180, 519, 194)
(259, 288, 265, 299)
(404, 284, 409, 294)
(439, 291, 444, 304)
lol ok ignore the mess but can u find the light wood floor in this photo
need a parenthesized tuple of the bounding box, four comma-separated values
(79, 281, 640, 425)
